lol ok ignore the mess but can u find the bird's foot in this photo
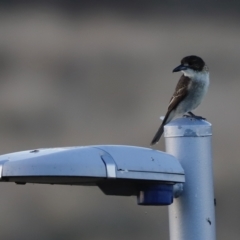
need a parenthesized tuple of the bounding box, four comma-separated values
(183, 112, 206, 120)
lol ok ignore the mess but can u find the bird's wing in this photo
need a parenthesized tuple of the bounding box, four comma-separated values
(167, 75, 191, 112)
(150, 75, 191, 145)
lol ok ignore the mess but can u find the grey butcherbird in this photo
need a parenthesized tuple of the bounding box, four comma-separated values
(151, 55, 209, 145)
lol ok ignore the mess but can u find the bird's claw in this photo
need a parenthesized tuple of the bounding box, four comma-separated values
(183, 112, 206, 120)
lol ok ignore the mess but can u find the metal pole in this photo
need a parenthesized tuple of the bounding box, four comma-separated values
(165, 117, 216, 240)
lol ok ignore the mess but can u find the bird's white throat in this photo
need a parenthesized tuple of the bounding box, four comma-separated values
(182, 68, 209, 83)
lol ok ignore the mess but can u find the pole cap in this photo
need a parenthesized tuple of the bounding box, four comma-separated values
(164, 117, 212, 138)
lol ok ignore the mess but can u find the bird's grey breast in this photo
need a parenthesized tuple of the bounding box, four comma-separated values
(177, 72, 209, 113)
(187, 73, 209, 109)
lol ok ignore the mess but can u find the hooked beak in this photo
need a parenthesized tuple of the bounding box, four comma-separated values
(172, 64, 188, 73)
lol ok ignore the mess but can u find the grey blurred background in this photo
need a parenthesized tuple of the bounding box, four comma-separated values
(0, 1, 239, 239)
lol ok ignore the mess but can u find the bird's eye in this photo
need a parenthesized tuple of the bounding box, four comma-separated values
(192, 64, 200, 70)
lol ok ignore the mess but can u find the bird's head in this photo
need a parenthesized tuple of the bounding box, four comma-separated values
(173, 55, 208, 77)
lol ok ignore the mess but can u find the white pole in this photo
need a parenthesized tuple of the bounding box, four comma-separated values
(165, 117, 216, 240)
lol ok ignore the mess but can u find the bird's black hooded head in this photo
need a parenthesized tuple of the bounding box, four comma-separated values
(173, 55, 206, 72)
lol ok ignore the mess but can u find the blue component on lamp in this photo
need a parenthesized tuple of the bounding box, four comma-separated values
(137, 184, 173, 206)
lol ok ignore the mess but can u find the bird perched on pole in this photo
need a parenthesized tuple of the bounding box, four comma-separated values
(151, 55, 209, 146)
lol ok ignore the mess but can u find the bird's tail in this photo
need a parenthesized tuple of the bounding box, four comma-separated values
(150, 124, 164, 146)
(150, 111, 175, 145)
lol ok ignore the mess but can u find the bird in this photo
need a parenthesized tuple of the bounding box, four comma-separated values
(151, 55, 209, 145)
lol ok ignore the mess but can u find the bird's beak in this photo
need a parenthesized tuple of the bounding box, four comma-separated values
(172, 64, 188, 72)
